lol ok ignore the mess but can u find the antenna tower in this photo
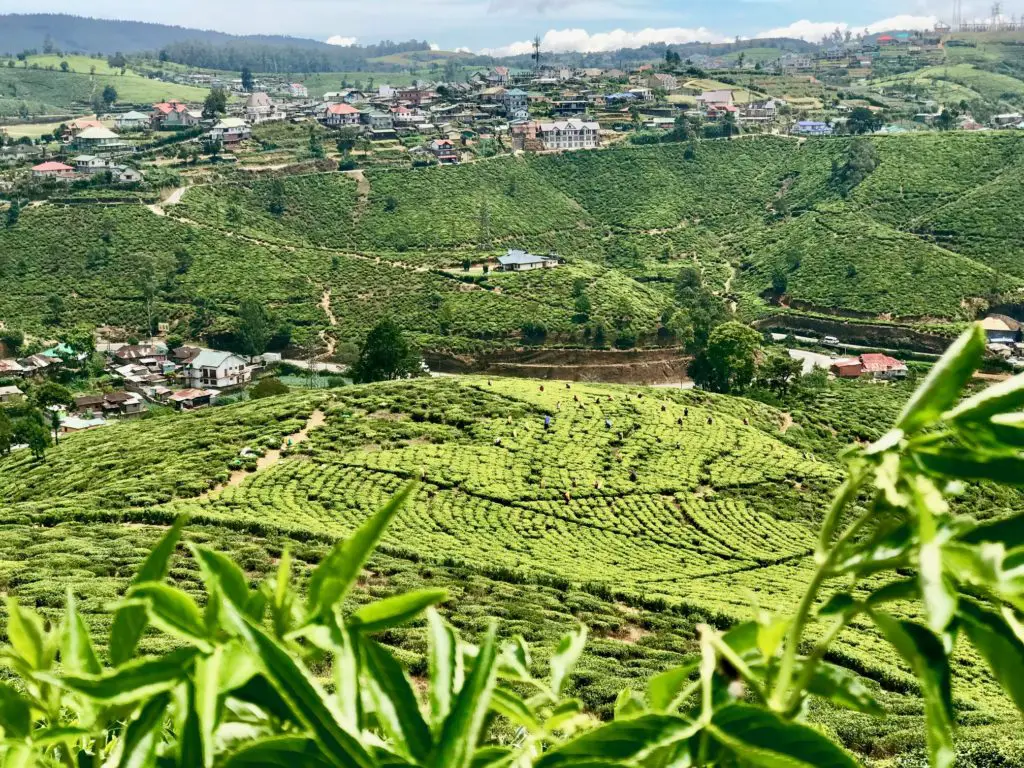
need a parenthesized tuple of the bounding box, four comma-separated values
(953, 0, 963, 30)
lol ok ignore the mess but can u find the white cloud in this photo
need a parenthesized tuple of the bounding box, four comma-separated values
(481, 26, 729, 56)
(325, 35, 358, 46)
(429, 42, 441, 50)
(755, 14, 936, 40)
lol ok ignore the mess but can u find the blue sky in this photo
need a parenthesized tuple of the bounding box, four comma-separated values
(8, 0, 983, 54)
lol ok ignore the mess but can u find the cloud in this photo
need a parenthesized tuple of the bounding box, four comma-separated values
(755, 14, 936, 40)
(481, 26, 730, 56)
(325, 35, 358, 46)
(429, 42, 441, 50)
(454, 46, 474, 53)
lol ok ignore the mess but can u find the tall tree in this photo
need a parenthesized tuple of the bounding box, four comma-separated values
(237, 299, 271, 358)
(101, 85, 118, 107)
(690, 321, 762, 394)
(5, 199, 19, 228)
(350, 319, 421, 383)
(202, 86, 228, 118)
(241, 66, 254, 92)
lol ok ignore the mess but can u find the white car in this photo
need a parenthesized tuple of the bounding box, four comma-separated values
(823, 336, 840, 346)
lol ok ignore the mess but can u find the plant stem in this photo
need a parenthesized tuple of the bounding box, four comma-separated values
(771, 470, 869, 711)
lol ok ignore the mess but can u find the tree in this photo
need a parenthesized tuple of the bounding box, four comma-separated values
(690, 321, 761, 394)
(0, 328, 24, 354)
(241, 66, 254, 92)
(59, 60, 69, 73)
(935, 109, 956, 131)
(202, 86, 228, 118)
(251, 377, 290, 399)
(756, 349, 803, 396)
(46, 294, 65, 326)
(336, 129, 359, 155)
(350, 318, 421, 383)
(237, 299, 271, 358)
(5, 200, 19, 229)
(34, 381, 73, 409)
(267, 179, 286, 215)
(846, 106, 881, 135)
(830, 138, 879, 197)
(663, 309, 694, 347)
(24, 421, 50, 460)
(721, 111, 738, 138)
(674, 266, 727, 350)
(308, 128, 325, 159)
(133, 257, 160, 337)
(50, 409, 61, 447)
(0, 409, 12, 457)
(101, 85, 118, 107)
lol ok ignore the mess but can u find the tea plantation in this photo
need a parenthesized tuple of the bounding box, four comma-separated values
(5, 132, 1024, 350)
(1, 376, 1022, 763)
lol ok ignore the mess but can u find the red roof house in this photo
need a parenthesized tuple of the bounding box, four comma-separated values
(32, 161, 77, 179)
(859, 353, 908, 379)
(321, 103, 361, 126)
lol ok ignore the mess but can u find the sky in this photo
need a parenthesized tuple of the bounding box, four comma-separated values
(6, 0, 1012, 55)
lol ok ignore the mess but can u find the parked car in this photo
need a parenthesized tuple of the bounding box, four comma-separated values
(823, 335, 840, 346)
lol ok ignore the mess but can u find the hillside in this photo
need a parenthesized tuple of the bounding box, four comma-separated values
(4, 133, 1024, 352)
(0, 375, 1020, 761)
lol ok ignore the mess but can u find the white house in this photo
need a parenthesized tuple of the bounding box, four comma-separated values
(73, 155, 110, 174)
(536, 119, 600, 151)
(245, 92, 283, 124)
(288, 83, 309, 98)
(209, 117, 252, 145)
(74, 126, 123, 151)
(115, 111, 151, 131)
(184, 349, 254, 389)
(497, 250, 561, 271)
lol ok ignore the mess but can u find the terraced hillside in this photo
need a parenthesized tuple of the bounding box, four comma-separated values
(5, 133, 1024, 351)
(1, 376, 1021, 762)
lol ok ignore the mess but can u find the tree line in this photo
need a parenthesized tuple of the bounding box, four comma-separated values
(157, 38, 432, 73)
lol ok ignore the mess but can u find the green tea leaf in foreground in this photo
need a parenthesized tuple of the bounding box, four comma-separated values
(306, 483, 414, 623)
(349, 588, 448, 634)
(536, 714, 698, 767)
(110, 515, 187, 665)
(896, 323, 984, 434)
(709, 703, 861, 767)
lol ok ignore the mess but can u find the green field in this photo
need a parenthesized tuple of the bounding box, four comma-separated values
(0, 374, 1020, 762)
(0, 54, 211, 116)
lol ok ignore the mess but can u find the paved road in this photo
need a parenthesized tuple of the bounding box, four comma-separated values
(281, 359, 348, 374)
(788, 349, 835, 375)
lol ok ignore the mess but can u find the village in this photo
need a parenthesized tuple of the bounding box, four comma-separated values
(4, 21, 1023, 192)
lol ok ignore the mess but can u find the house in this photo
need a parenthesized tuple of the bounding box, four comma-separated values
(288, 83, 309, 98)
(502, 88, 529, 120)
(19, 354, 58, 374)
(74, 391, 144, 416)
(74, 126, 123, 151)
(31, 161, 77, 180)
(647, 73, 678, 92)
(697, 90, 734, 108)
(60, 415, 108, 433)
(115, 111, 150, 131)
(73, 155, 110, 174)
(0, 385, 23, 403)
(111, 166, 144, 184)
(740, 100, 779, 123)
(792, 120, 833, 136)
(429, 138, 459, 164)
(981, 315, 1022, 344)
(209, 117, 251, 145)
(992, 113, 1023, 127)
(780, 54, 813, 71)
(245, 92, 282, 124)
(0, 359, 26, 377)
(859, 353, 908, 380)
(0, 144, 44, 166)
(112, 344, 166, 364)
(830, 358, 863, 378)
(171, 346, 203, 364)
(362, 111, 394, 130)
(534, 119, 600, 151)
(706, 104, 739, 120)
(553, 99, 588, 116)
(628, 87, 654, 102)
(61, 118, 104, 142)
(151, 102, 201, 129)
(488, 66, 510, 85)
(184, 349, 253, 389)
(169, 388, 217, 410)
(497, 249, 561, 271)
(321, 103, 362, 127)
(378, 84, 398, 99)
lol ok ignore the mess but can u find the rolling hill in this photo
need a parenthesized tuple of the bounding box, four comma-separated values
(0, 375, 1020, 762)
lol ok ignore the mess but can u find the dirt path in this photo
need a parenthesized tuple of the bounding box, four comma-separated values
(198, 409, 326, 500)
(318, 290, 338, 358)
(723, 264, 738, 313)
(345, 169, 370, 199)
(779, 412, 793, 434)
(147, 185, 188, 216)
